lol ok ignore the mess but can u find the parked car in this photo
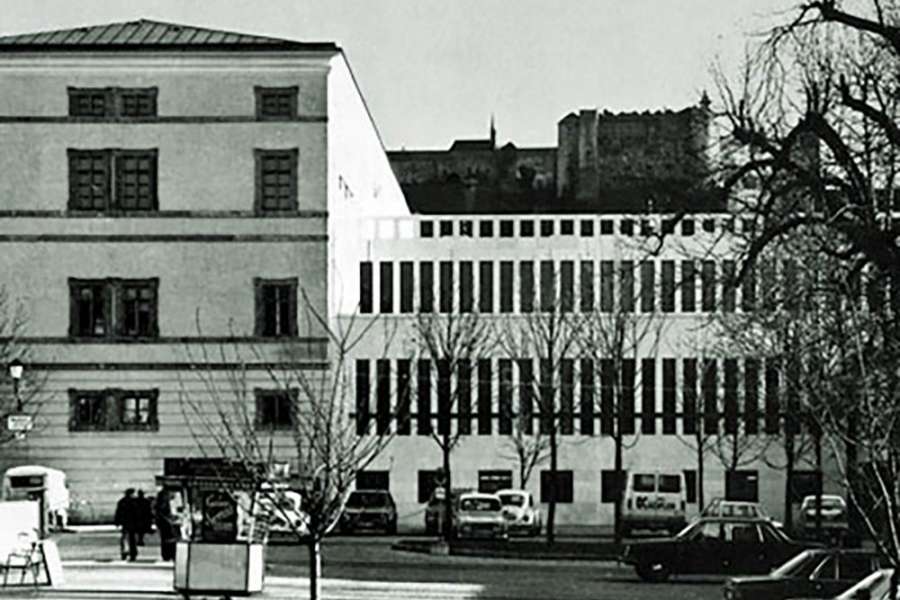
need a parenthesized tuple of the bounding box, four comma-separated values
(798, 496, 849, 540)
(701, 498, 784, 530)
(621, 516, 818, 582)
(723, 549, 882, 600)
(339, 490, 397, 534)
(621, 471, 687, 536)
(424, 487, 472, 535)
(785, 568, 896, 600)
(496, 489, 541, 536)
(258, 489, 310, 541)
(452, 492, 508, 540)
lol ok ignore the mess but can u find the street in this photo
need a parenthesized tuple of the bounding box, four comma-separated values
(46, 531, 725, 600)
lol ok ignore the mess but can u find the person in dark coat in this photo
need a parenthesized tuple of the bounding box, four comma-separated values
(154, 489, 178, 561)
(113, 488, 139, 561)
(135, 490, 153, 546)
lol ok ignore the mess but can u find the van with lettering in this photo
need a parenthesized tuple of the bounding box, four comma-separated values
(621, 471, 687, 536)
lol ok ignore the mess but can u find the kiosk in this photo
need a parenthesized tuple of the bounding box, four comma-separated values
(156, 458, 270, 598)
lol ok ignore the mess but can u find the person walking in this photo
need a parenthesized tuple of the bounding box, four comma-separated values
(154, 489, 178, 561)
(113, 488, 139, 561)
(135, 489, 153, 546)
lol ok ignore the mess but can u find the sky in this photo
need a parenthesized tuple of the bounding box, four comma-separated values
(0, 0, 796, 150)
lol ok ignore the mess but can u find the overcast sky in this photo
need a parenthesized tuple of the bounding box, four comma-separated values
(0, 0, 794, 149)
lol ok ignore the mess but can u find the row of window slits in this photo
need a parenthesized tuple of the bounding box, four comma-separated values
(68, 86, 298, 119)
(69, 278, 298, 338)
(418, 216, 738, 239)
(360, 259, 899, 315)
(68, 148, 297, 212)
(354, 357, 802, 437)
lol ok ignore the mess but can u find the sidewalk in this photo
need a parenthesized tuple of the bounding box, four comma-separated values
(2, 561, 490, 600)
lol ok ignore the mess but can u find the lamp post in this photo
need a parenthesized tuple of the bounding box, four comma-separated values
(9, 358, 23, 412)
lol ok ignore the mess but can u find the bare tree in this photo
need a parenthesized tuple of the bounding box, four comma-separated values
(0, 286, 45, 446)
(179, 291, 395, 600)
(500, 408, 551, 489)
(410, 307, 494, 540)
(497, 271, 582, 544)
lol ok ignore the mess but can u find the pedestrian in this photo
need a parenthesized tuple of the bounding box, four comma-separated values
(154, 489, 179, 561)
(113, 488, 139, 561)
(135, 489, 153, 546)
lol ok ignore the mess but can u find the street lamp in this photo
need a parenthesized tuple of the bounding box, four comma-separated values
(9, 358, 23, 412)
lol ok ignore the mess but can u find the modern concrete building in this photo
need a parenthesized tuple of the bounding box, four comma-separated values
(0, 19, 406, 520)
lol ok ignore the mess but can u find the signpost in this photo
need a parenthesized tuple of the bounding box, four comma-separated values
(7, 414, 33, 432)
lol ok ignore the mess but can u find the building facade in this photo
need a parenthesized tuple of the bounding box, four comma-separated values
(0, 19, 405, 521)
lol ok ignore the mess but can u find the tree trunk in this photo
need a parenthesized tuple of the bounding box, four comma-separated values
(442, 435, 452, 540)
(308, 539, 321, 600)
(814, 431, 823, 539)
(613, 435, 624, 545)
(546, 432, 558, 545)
(784, 433, 795, 534)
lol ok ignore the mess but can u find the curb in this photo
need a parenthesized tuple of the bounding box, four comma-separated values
(391, 540, 619, 562)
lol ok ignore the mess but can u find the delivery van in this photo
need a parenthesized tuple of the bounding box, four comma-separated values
(621, 471, 687, 536)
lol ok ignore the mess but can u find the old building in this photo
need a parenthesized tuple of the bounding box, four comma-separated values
(0, 19, 405, 520)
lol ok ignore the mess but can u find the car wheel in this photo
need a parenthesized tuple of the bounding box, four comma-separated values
(636, 560, 671, 583)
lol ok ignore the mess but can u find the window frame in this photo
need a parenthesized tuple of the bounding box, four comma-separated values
(68, 148, 159, 212)
(255, 388, 297, 431)
(254, 148, 299, 213)
(254, 277, 299, 338)
(68, 388, 159, 432)
(540, 469, 574, 504)
(254, 86, 299, 120)
(68, 86, 158, 119)
(69, 278, 159, 340)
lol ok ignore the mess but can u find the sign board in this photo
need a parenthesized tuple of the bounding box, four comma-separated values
(7, 414, 33, 432)
(200, 490, 237, 543)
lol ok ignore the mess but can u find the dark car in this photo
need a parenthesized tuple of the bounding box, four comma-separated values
(723, 549, 882, 600)
(339, 490, 397, 534)
(621, 516, 818, 582)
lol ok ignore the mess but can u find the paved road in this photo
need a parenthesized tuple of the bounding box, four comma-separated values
(49, 532, 724, 600)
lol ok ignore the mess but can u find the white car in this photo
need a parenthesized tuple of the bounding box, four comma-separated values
(496, 489, 542, 536)
(452, 492, 508, 540)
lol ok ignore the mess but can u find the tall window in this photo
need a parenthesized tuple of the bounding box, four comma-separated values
(68, 149, 158, 211)
(399, 262, 414, 313)
(683, 358, 698, 434)
(765, 359, 780, 434)
(662, 358, 677, 434)
(256, 389, 295, 430)
(661, 261, 676, 313)
(69, 388, 159, 431)
(560, 261, 574, 312)
(460, 261, 474, 313)
(600, 261, 614, 312)
(620, 261, 635, 312)
(682, 261, 696, 312)
(458, 360, 472, 435)
(396, 360, 412, 435)
(518, 359, 534, 434)
(356, 360, 370, 435)
(724, 359, 739, 434)
(560, 359, 575, 435)
(641, 358, 655, 434)
(702, 359, 718, 434)
(255, 149, 298, 212)
(640, 261, 655, 313)
(540, 261, 555, 312)
(499, 261, 513, 313)
(254, 278, 297, 337)
(376, 360, 391, 435)
(254, 86, 298, 120)
(722, 260, 737, 312)
(621, 359, 636, 435)
(417, 359, 432, 435)
(439, 261, 453, 313)
(359, 262, 373, 314)
(702, 261, 716, 312)
(68, 87, 157, 118)
(519, 261, 534, 313)
(479, 261, 493, 313)
(419, 262, 434, 313)
(498, 359, 513, 434)
(69, 278, 159, 339)
(580, 359, 594, 435)
(379, 262, 393, 314)
(744, 358, 760, 434)
(580, 261, 594, 312)
(477, 360, 492, 434)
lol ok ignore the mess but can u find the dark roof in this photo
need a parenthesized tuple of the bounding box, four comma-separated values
(449, 139, 494, 151)
(0, 19, 338, 52)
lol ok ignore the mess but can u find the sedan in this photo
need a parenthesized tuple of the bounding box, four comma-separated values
(452, 492, 508, 540)
(621, 517, 818, 582)
(723, 549, 882, 600)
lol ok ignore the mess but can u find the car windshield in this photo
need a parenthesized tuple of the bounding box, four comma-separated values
(460, 497, 500, 512)
(498, 494, 525, 507)
(770, 551, 819, 578)
(836, 569, 893, 600)
(658, 475, 681, 493)
(346, 492, 388, 508)
(633, 474, 656, 492)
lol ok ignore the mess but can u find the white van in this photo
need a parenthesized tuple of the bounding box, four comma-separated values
(621, 471, 687, 536)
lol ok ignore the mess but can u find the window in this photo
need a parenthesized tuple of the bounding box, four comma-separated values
(478, 470, 513, 494)
(702, 260, 716, 312)
(379, 262, 393, 313)
(765, 359, 780, 434)
(460, 220, 473, 237)
(254, 278, 297, 337)
(519, 262, 534, 313)
(702, 359, 718, 435)
(520, 220, 534, 237)
(397, 360, 412, 435)
(460, 261, 474, 313)
(640, 262, 655, 313)
(540, 470, 573, 503)
(600, 261, 614, 312)
(599, 359, 614, 435)
(744, 358, 760, 434)
(621, 359, 636, 435)
(580, 261, 594, 312)
(600, 219, 614, 235)
(256, 389, 295, 430)
(684, 469, 697, 503)
(560, 359, 575, 435)
(68, 149, 158, 211)
(641, 358, 655, 434)
(580, 220, 594, 237)
(560, 261, 574, 312)
(69, 278, 159, 339)
(661, 261, 675, 313)
(633, 474, 656, 492)
(420, 221, 434, 237)
(355, 360, 370, 434)
(518, 359, 534, 435)
(499, 261, 514, 313)
(601, 470, 624, 503)
(620, 261, 634, 312)
(722, 261, 736, 312)
(560, 219, 574, 235)
(498, 359, 513, 435)
(359, 262, 373, 313)
(69, 388, 159, 431)
(419, 262, 434, 313)
(376, 360, 391, 435)
(255, 149, 298, 212)
(724, 359, 739, 434)
(681, 219, 695, 236)
(662, 358, 677, 434)
(440, 220, 453, 237)
(255, 86, 297, 120)
(69, 87, 157, 118)
(400, 262, 414, 313)
(742, 266, 757, 311)
(683, 358, 698, 434)
(682, 261, 696, 312)
(540, 261, 555, 312)
(458, 360, 472, 435)
(620, 219, 634, 236)
(417, 359, 432, 435)
(418, 470, 440, 503)
(499, 220, 514, 237)
(479, 221, 493, 237)
(580, 359, 595, 435)
(439, 261, 453, 313)
(479, 262, 493, 313)
(437, 359, 451, 435)
(540, 220, 554, 237)
(477, 360, 492, 434)
(356, 470, 390, 490)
